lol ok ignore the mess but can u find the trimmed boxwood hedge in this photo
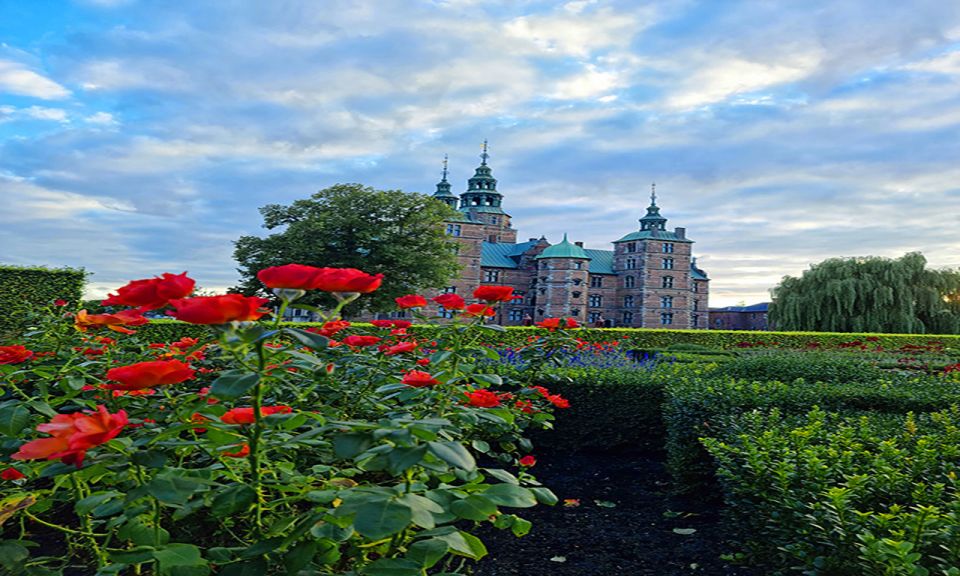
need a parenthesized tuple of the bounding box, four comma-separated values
(138, 320, 960, 350)
(0, 265, 85, 336)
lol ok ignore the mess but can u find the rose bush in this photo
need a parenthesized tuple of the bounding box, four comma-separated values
(0, 267, 570, 575)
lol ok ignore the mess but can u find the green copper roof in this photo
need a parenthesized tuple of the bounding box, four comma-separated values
(691, 260, 709, 280)
(583, 249, 614, 274)
(614, 229, 694, 243)
(481, 240, 538, 268)
(536, 234, 590, 260)
(460, 205, 508, 215)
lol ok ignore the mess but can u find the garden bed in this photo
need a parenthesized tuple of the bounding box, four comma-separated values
(473, 448, 758, 576)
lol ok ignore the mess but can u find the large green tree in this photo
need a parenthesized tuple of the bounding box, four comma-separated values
(769, 252, 960, 334)
(233, 183, 461, 313)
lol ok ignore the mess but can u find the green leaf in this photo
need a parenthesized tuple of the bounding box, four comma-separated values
(334, 433, 373, 459)
(131, 450, 168, 469)
(119, 517, 169, 546)
(0, 402, 29, 437)
(594, 499, 616, 508)
(471, 439, 490, 453)
(0, 541, 29, 570)
(216, 558, 265, 576)
(472, 374, 502, 386)
(147, 473, 205, 506)
(209, 370, 259, 401)
(482, 484, 537, 508)
(673, 528, 697, 535)
(210, 484, 256, 518)
(435, 530, 487, 560)
(397, 493, 443, 529)
(152, 543, 207, 574)
(451, 496, 498, 521)
(406, 538, 448, 569)
(427, 441, 476, 471)
(387, 445, 427, 474)
(362, 558, 422, 576)
(109, 546, 156, 565)
(531, 487, 558, 506)
(353, 499, 413, 540)
(511, 517, 532, 537)
(284, 327, 330, 350)
(283, 540, 318, 574)
(483, 468, 518, 485)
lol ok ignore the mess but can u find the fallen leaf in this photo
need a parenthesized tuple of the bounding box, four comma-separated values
(673, 528, 697, 535)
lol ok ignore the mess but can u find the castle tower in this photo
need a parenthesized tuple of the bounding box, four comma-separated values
(432, 154, 459, 210)
(535, 234, 590, 322)
(459, 141, 517, 243)
(612, 185, 695, 328)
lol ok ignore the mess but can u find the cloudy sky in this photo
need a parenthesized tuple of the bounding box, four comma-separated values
(2, 0, 959, 307)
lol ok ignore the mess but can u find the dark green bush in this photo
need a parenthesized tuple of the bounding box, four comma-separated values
(0, 265, 85, 336)
(716, 351, 885, 383)
(703, 408, 960, 575)
(663, 367, 960, 492)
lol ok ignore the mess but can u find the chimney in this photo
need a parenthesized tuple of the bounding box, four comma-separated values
(574, 241, 584, 247)
(674, 227, 686, 239)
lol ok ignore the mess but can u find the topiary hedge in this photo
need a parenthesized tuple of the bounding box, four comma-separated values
(0, 265, 85, 336)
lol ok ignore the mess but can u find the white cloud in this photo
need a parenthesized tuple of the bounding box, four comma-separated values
(503, 6, 652, 58)
(904, 50, 960, 76)
(76, 59, 188, 91)
(549, 64, 624, 100)
(85, 111, 118, 125)
(0, 59, 71, 99)
(0, 105, 69, 123)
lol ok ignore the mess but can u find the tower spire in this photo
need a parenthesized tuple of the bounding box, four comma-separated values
(441, 153, 449, 182)
(433, 153, 457, 208)
(651, 182, 657, 205)
(480, 139, 489, 166)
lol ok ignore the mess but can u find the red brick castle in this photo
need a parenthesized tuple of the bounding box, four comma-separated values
(424, 143, 709, 328)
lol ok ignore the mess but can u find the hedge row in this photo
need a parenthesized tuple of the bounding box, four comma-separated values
(137, 320, 960, 349)
(0, 265, 85, 336)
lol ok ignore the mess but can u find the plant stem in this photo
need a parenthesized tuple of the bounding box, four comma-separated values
(248, 342, 267, 536)
(70, 476, 109, 566)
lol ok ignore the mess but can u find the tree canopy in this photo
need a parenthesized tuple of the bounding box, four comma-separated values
(233, 183, 462, 313)
(769, 252, 960, 334)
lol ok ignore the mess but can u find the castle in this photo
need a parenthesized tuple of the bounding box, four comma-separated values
(422, 143, 710, 328)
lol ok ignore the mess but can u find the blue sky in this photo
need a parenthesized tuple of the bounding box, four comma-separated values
(1, 0, 959, 307)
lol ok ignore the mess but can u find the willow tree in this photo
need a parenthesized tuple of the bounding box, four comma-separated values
(769, 252, 960, 334)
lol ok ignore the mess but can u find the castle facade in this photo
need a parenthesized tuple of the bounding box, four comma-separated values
(421, 145, 709, 328)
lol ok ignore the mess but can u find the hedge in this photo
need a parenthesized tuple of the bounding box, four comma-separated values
(137, 320, 960, 350)
(0, 265, 85, 337)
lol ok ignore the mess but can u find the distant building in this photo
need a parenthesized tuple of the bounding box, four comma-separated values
(709, 303, 770, 331)
(406, 143, 710, 328)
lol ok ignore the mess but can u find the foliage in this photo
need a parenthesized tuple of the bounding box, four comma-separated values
(0, 265, 85, 336)
(704, 408, 960, 575)
(0, 272, 569, 575)
(716, 351, 885, 383)
(769, 252, 960, 334)
(232, 184, 462, 313)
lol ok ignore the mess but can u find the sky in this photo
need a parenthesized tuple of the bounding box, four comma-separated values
(1, 0, 959, 307)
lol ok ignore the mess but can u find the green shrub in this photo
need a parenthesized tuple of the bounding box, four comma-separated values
(716, 351, 885, 383)
(0, 265, 85, 336)
(703, 408, 960, 574)
(662, 366, 960, 492)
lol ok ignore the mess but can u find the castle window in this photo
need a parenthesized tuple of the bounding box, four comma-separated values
(626, 258, 636, 270)
(508, 309, 523, 322)
(663, 258, 674, 270)
(626, 242, 636, 253)
(661, 296, 673, 308)
(446, 224, 461, 237)
(571, 308, 580, 316)
(573, 278, 582, 285)
(693, 300, 699, 311)
(488, 235, 497, 242)
(588, 312, 601, 323)
(589, 294, 602, 307)
(662, 276, 674, 288)
(624, 275, 635, 288)
(438, 306, 455, 319)
(443, 286, 456, 293)
(574, 261, 583, 270)
(624, 295, 634, 308)
(692, 314, 699, 327)
(483, 270, 499, 282)
(660, 312, 674, 325)
(623, 311, 634, 325)
(590, 276, 603, 288)
(572, 291, 582, 299)
(663, 243, 674, 253)
(537, 308, 545, 316)
(693, 282, 698, 292)
(490, 216, 498, 224)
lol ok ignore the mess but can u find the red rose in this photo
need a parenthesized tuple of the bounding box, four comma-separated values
(473, 286, 516, 302)
(464, 389, 502, 408)
(222, 443, 250, 458)
(12, 406, 127, 467)
(306, 320, 350, 338)
(401, 370, 439, 387)
(519, 455, 537, 467)
(395, 294, 427, 309)
(463, 303, 495, 318)
(342, 335, 382, 347)
(257, 263, 322, 290)
(104, 359, 196, 391)
(515, 400, 535, 414)
(384, 342, 418, 355)
(311, 268, 383, 293)
(75, 309, 149, 335)
(0, 345, 34, 365)
(432, 293, 466, 310)
(370, 320, 394, 328)
(168, 294, 270, 324)
(547, 394, 570, 409)
(416, 357, 431, 366)
(102, 272, 195, 310)
(1, 467, 25, 480)
(391, 320, 412, 329)
(536, 317, 580, 330)
(221, 406, 293, 425)
(54, 299, 68, 307)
